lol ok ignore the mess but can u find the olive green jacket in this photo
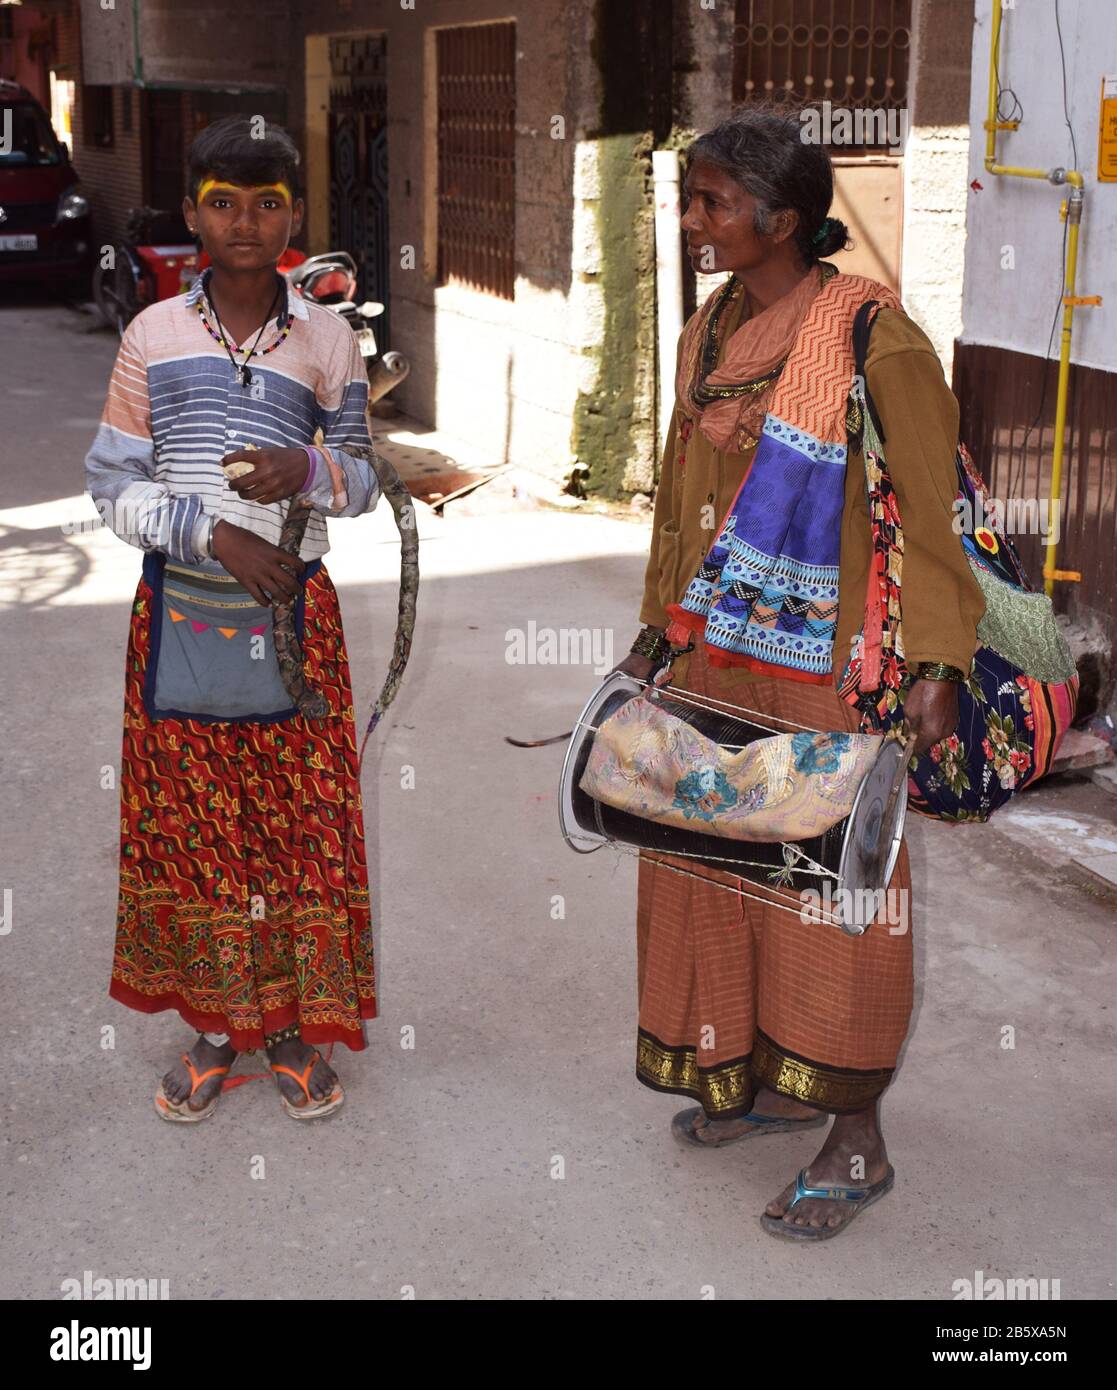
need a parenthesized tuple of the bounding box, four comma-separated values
(639, 292, 986, 687)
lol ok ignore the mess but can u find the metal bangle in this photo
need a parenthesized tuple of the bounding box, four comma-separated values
(630, 626, 669, 661)
(915, 661, 967, 682)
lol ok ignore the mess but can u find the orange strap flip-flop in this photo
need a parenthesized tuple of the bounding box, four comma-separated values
(269, 1049, 344, 1121)
(154, 1053, 232, 1124)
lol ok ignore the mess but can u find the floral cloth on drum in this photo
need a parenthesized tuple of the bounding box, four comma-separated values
(578, 694, 881, 842)
(110, 567, 376, 1051)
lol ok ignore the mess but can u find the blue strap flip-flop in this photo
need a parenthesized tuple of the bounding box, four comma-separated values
(672, 1105, 828, 1148)
(760, 1164, 895, 1241)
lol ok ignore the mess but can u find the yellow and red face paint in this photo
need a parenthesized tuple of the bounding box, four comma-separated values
(196, 177, 293, 206)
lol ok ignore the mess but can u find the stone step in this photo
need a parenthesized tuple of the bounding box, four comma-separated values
(1071, 851, 1117, 894)
(1090, 762, 1117, 796)
(1052, 729, 1115, 775)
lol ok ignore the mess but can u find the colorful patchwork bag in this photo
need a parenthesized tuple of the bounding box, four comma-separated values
(837, 302, 1079, 823)
(141, 552, 320, 724)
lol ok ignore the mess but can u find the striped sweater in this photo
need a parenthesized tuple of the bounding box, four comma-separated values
(84, 275, 380, 568)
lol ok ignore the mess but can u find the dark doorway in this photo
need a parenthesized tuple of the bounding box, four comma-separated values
(189, 90, 287, 143)
(329, 33, 389, 346)
(145, 90, 185, 211)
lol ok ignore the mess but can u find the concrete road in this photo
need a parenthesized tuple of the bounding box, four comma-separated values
(2, 292, 1114, 1301)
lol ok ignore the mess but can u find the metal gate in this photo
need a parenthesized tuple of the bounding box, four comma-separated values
(435, 21, 517, 300)
(731, 0, 912, 134)
(730, 0, 912, 292)
(329, 33, 390, 347)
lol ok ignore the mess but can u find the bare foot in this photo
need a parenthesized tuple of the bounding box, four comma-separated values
(686, 1086, 822, 1145)
(266, 1036, 337, 1109)
(764, 1104, 889, 1232)
(160, 1035, 236, 1113)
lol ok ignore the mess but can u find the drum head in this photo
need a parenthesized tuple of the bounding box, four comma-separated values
(558, 672, 644, 852)
(836, 736, 909, 933)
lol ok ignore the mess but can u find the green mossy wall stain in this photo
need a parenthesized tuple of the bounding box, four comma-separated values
(570, 0, 667, 501)
(570, 131, 656, 501)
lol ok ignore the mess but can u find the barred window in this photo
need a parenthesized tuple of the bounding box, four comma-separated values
(435, 21, 516, 299)
(732, 0, 911, 153)
(82, 84, 115, 150)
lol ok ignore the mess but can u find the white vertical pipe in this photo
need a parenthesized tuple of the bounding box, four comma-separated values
(652, 148, 684, 464)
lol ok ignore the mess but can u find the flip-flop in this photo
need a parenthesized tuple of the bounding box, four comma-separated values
(270, 1049, 344, 1120)
(154, 1053, 232, 1124)
(672, 1105, 828, 1148)
(759, 1164, 895, 1241)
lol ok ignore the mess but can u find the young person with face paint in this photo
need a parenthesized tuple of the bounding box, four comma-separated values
(85, 116, 382, 1121)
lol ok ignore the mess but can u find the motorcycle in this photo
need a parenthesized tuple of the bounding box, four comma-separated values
(92, 207, 196, 335)
(285, 250, 409, 405)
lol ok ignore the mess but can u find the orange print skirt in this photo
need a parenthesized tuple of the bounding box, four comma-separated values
(109, 565, 376, 1052)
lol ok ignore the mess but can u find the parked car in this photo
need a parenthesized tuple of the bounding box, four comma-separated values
(0, 80, 92, 289)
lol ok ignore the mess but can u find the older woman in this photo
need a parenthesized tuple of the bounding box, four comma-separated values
(617, 110, 984, 1240)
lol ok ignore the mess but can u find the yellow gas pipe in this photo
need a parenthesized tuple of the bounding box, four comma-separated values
(984, 0, 1096, 596)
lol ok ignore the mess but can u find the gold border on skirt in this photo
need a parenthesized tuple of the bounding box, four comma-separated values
(751, 1030, 894, 1113)
(637, 1028, 895, 1117)
(636, 1029, 756, 1118)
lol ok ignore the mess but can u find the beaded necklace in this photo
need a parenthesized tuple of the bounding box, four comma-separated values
(195, 269, 292, 387)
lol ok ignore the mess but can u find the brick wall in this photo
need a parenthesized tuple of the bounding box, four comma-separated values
(52, 2, 289, 253)
(70, 85, 146, 251)
(1, 4, 51, 103)
(55, 0, 144, 250)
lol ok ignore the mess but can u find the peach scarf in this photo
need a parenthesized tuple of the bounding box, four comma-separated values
(676, 264, 827, 453)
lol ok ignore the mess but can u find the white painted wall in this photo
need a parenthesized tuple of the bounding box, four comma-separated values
(899, 0, 975, 377)
(961, 0, 1117, 371)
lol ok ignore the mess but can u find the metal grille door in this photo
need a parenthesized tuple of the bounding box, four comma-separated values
(329, 33, 390, 345)
(435, 21, 516, 300)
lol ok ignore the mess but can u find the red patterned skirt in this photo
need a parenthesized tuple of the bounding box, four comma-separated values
(109, 565, 376, 1052)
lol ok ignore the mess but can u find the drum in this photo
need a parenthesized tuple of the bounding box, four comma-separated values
(558, 672, 909, 934)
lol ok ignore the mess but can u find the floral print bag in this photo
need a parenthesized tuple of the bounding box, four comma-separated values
(578, 690, 884, 842)
(837, 302, 1079, 823)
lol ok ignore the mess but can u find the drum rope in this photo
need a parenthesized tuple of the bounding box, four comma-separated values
(633, 676, 830, 735)
(609, 833, 837, 885)
(574, 714, 776, 754)
(608, 842, 845, 925)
